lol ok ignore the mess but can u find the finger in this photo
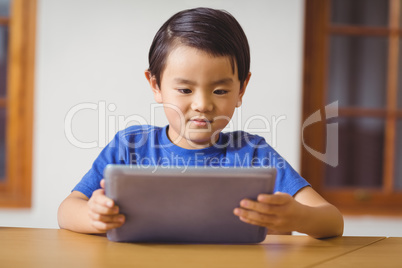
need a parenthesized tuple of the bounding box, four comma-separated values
(100, 179, 105, 189)
(239, 216, 269, 228)
(239, 199, 279, 215)
(89, 202, 119, 215)
(92, 189, 115, 208)
(257, 192, 292, 205)
(233, 208, 276, 224)
(92, 220, 125, 232)
(89, 211, 125, 223)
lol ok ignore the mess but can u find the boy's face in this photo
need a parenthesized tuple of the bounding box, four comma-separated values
(146, 45, 251, 149)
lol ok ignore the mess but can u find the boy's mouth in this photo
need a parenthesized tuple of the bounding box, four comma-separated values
(189, 117, 213, 127)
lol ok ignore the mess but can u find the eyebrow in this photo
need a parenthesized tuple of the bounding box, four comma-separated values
(173, 78, 234, 86)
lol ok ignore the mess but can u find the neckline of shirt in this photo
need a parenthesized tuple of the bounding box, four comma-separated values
(158, 125, 226, 158)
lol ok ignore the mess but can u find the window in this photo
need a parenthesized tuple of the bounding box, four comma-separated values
(301, 0, 402, 215)
(0, 0, 36, 207)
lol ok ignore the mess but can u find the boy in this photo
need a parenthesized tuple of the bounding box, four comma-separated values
(58, 7, 343, 238)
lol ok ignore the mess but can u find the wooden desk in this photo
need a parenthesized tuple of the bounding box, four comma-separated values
(315, 237, 402, 268)
(0, 227, 394, 268)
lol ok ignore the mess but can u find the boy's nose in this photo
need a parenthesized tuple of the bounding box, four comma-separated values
(191, 95, 213, 113)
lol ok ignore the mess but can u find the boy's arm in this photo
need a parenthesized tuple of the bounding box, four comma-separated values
(58, 180, 125, 234)
(234, 186, 344, 239)
(293, 186, 344, 238)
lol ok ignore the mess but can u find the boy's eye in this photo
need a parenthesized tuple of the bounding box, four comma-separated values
(178, 88, 192, 94)
(214, 89, 228, 95)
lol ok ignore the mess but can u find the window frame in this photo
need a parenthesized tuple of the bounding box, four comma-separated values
(301, 0, 402, 215)
(0, 0, 36, 208)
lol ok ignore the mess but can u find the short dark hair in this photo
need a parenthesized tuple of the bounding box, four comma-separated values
(148, 7, 250, 89)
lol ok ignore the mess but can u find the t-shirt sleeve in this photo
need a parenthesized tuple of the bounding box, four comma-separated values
(72, 132, 126, 198)
(253, 138, 310, 196)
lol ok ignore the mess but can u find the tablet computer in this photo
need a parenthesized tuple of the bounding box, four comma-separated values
(104, 165, 276, 243)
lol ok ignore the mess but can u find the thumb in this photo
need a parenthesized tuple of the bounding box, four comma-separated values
(100, 179, 105, 189)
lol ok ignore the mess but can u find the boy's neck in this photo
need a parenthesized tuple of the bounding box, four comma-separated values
(166, 126, 220, 150)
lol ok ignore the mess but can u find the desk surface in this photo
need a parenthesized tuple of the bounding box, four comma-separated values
(315, 237, 402, 268)
(0, 227, 399, 268)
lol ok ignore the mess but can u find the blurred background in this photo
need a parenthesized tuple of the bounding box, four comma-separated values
(0, 0, 401, 236)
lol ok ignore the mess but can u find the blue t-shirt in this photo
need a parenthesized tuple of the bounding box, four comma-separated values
(72, 125, 310, 198)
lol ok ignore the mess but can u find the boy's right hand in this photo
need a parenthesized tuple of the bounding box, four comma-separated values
(87, 179, 125, 232)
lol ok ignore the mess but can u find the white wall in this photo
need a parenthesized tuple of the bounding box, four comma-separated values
(0, 0, 305, 228)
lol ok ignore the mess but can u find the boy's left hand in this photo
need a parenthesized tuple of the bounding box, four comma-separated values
(233, 192, 304, 233)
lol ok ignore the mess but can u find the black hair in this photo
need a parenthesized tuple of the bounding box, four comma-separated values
(148, 7, 250, 89)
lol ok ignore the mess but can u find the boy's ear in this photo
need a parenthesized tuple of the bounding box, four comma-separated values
(145, 70, 163, 103)
(237, 72, 251, 107)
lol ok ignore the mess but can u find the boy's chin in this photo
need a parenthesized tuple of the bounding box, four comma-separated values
(184, 134, 218, 148)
